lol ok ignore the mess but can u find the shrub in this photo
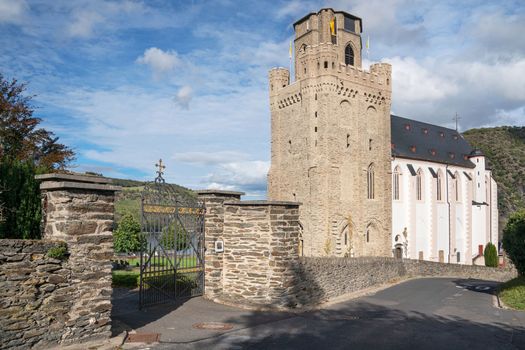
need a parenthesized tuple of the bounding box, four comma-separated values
(484, 242, 498, 267)
(47, 243, 68, 260)
(502, 210, 525, 275)
(160, 221, 189, 251)
(0, 160, 43, 239)
(113, 214, 142, 253)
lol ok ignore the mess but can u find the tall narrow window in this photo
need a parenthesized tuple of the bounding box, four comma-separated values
(367, 163, 375, 199)
(345, 44, 354, 66)
(369, 139, 372, 151)
(455, 172, 460, 202)
(485, 176, 490, 202)
(436, 171, 443, 201)
(393, 166, 400, 200)
(416, 169, 423, 201)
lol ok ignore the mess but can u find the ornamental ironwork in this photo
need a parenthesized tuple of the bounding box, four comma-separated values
(139, 161, 205, 309)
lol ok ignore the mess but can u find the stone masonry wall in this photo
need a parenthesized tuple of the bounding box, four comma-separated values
(197, 191, 302, 309)
(220, 202, 300, 308)
(196, 190, 243, 301)
(0, 240, 73, 349)
(292, 257, 518, 306)
(0, 174, 120, 349)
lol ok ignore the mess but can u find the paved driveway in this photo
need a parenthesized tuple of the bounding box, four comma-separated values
(114, 278, 525, 350)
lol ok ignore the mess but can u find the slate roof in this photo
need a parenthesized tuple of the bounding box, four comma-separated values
(390, 115, 476, 169)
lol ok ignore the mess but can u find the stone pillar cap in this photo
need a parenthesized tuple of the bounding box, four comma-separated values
(36, 173, 121, 192)
(36, 173, 113, 184)
(195, 189, 245, 196)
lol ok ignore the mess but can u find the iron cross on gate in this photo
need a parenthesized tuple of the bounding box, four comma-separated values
(155, 159, 166, 183)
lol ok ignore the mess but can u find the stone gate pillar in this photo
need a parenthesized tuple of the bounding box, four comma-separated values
(195, 190, 243, 301)
(36, 173, 121, 344)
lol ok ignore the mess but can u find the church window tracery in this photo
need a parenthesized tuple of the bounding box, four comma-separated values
(416, 169, 423, 201)
(437, 170, 443, 201)
(367, 163, 375, 199)
(455, 172, 461, 202)
(345, 44, 354, 66)
(393, 166, 401, 200)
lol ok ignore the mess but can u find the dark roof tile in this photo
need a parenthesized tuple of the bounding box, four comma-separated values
(391, 115, 476, 168)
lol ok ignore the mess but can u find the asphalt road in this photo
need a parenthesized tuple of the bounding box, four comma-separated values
(117, 278, 525, 350)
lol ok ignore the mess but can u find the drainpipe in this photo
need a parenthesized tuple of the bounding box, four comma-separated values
(446, 165, 451, 263)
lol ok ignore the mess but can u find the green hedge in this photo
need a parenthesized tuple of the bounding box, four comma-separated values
(0, 160, 42, 239)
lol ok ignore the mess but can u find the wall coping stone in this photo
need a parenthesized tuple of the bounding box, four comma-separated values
(224, 200, 301, 206)
(39, 180, 122, 192)
(36, 173, 113, 184)
(195, 189, 245, 196)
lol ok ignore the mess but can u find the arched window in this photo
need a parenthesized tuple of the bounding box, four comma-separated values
(345, 44, 354, 66)
(436, 170, 443, 201)
(367, 163, 375, 199)
(416, 168, 423, 201)
(454, 172, 461, 202)
(393, 166, 401, 200)
(485, 175, 490, 202)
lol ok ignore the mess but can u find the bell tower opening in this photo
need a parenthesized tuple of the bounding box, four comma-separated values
(345, 44, 354, 66)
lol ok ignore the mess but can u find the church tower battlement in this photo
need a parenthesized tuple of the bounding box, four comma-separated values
(268, 8, 393, 257)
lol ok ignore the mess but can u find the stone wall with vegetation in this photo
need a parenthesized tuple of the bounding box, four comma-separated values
(292, 257, 518, 306)
(0, 240, 74, 349)
(0, 174, 120, 349)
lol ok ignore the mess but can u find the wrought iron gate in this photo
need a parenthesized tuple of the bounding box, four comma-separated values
(139, 160, 205, 309)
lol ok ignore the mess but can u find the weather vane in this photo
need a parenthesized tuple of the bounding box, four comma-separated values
(155, 159, 166, 184)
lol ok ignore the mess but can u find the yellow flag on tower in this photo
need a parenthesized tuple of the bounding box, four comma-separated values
(289, 40, 293, 59)
(329, 18, 335, 35)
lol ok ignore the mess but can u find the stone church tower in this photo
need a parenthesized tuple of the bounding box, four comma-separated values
(268, 8, 392, 257)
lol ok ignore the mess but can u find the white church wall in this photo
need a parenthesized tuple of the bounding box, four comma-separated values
(491, 176, 499, 245)
(391, 157, 495, 265)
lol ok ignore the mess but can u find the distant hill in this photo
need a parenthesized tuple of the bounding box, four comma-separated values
(110, 178, 196, 223)
(463, 126, 525, 231)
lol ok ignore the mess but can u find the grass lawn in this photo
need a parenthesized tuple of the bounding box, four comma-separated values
(112, 255, 201, 288)
(123, 256, 198, 267)
(499, 276, 525, 310)
(112, 269, 139, 288)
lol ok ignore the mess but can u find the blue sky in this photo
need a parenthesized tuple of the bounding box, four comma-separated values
(1, 0, 524, 198)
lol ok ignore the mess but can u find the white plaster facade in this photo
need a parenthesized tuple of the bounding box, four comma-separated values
(391, 155, 498, 264)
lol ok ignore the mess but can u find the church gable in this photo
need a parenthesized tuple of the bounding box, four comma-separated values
(390, 115, 476, 169)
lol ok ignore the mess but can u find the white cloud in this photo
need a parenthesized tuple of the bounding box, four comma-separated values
(204, 160, 270, 193)
(386, 56, 458, 103)
(174, 85, 193, 109)
(0, 0, 28, 23)
(136, 47, 181, 77)
(276, 0, 314, 19)
(68, 10, 103, 38)
(173, 151, 248, 165)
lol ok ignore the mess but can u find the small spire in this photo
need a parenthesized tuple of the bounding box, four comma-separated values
(453, 112, 461, 131)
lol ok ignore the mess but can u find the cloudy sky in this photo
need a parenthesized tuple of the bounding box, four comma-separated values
(1, 0, 524, 198)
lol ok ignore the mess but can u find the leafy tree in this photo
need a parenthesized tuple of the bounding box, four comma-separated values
(113, 214, 142, 253)
(160, 221, 190, 251)
(0, 74, 75, 239)
(502, 210, 525, 275)
(484, 242, 498, 268)
(0, 74, 74, 169)
(0, 160, 43, 239)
